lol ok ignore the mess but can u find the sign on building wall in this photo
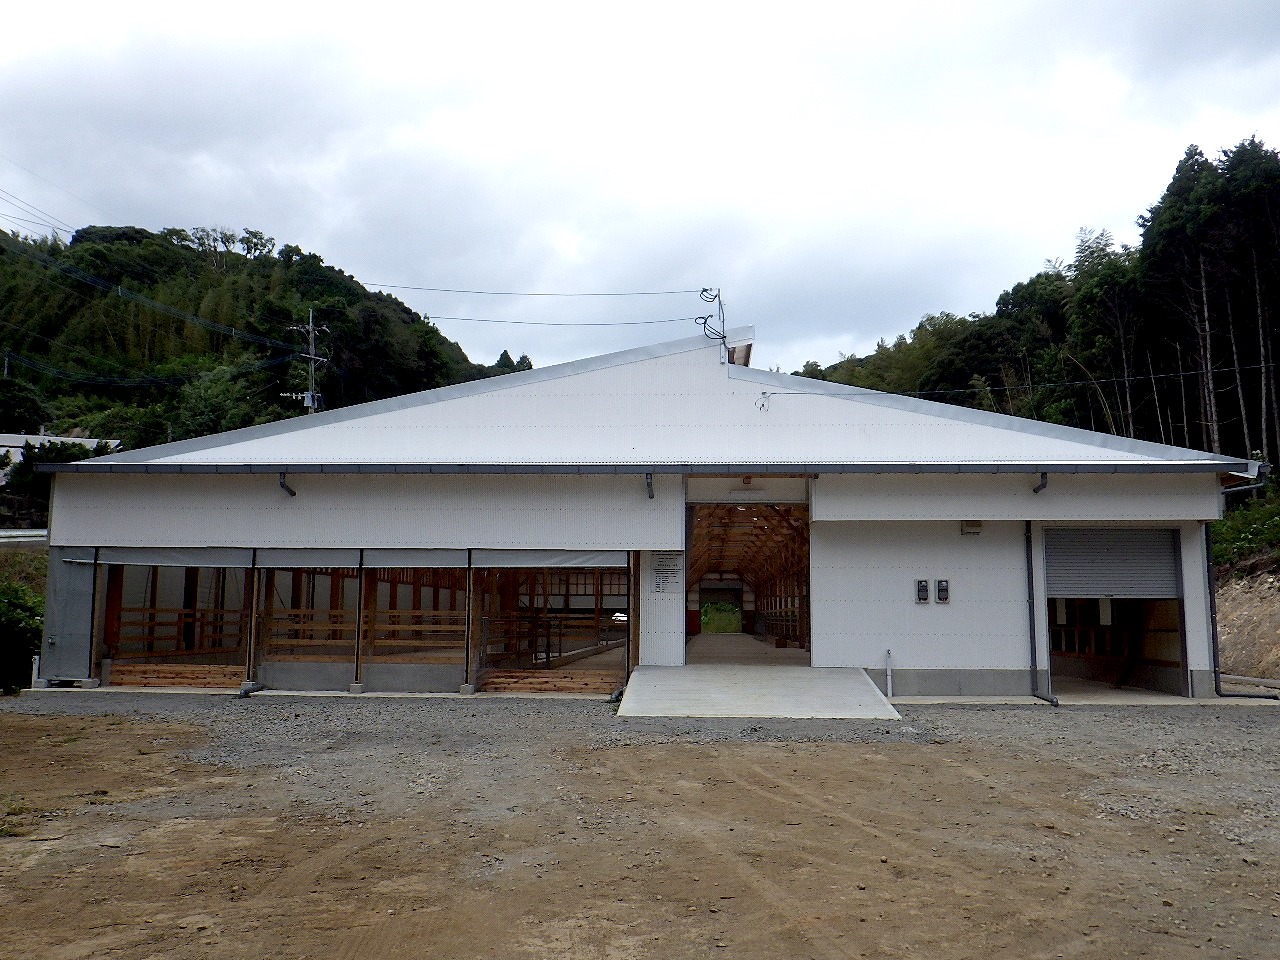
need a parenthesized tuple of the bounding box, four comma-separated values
(651, 551, 682, 594)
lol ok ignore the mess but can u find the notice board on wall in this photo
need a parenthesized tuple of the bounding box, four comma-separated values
(650, 552, 682, 594)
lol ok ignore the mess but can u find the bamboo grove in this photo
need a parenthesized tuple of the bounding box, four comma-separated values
(0, 226, 529, 449)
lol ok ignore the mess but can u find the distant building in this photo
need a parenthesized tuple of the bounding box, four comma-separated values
(0, 434, 119, 479)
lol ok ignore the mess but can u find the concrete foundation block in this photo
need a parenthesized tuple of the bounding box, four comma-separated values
(459, 683, 476, 695)
(348, 683, 365, 694)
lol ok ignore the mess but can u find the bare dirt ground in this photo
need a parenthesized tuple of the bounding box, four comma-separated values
(1217, 572, 1280, 679)
(1, 694, 1277, 960)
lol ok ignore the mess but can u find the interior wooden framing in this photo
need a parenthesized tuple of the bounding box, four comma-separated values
(471, 568, 629, 690)
(1044, 599, 1182, 670)
(687, 502, 811, 648)
(98, 561, 630, 690)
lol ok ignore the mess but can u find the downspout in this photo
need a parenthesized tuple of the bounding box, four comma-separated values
(1025, 521, 1059, 706)
(1206, 525, 1279, 700)
(240, 548, 261, 696)
(352, 548, 365, 691)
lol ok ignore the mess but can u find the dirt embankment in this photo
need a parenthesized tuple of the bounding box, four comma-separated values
(1216, 567, 1280, 679)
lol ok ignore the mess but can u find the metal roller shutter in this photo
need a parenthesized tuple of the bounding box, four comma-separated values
(471, 549, 629, 568)
(1044, 528, 1181, 598)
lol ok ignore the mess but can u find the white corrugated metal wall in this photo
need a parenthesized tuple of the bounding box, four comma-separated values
(811, 473, 1223, 522)
(810, 520, 1029, 670)
(50, 473, 683, 550)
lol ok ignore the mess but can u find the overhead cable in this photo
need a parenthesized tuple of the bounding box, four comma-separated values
(0, 157, 110, 219)
(367, 283, 705, 297)
(904, 361, 1275, 398)
(0, 187, 76, 234)
(0, 234, 299, 352)
(432, 314, 711, 327)
(5, 350, 301, 388)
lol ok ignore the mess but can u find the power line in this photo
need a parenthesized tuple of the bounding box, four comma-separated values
(0, 212, 65, 234)
(4, 349, 300, 388)
(367, 283, 705, 297)
(432, 314, 709, 327)
(0, 317, 186, 378)
(0, 156, 111, 219)
(902, 361, 1274, 398)
(0, 233, 300, 352)
(0, 187, 76, 235)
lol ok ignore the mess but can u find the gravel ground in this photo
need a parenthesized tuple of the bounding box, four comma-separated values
(3, 691, 1277, 843)
(2, 691, 1278, 960)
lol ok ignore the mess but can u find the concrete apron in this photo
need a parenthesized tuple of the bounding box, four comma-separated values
(617, 664, 901, 719)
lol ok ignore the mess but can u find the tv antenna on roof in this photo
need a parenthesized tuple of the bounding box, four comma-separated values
(697, 288, 728, 363)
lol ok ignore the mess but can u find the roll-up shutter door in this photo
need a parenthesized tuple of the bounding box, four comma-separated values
(471, 549, 629, 568)
(1044, 528, 1181, 598)
(98, 547, 254, 567)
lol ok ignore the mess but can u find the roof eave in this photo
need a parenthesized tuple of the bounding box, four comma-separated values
(41, 460, 1249, 476)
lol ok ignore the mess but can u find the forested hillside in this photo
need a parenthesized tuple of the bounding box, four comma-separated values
(0, 226, 530, 449)
(800, 137, 1280, 463)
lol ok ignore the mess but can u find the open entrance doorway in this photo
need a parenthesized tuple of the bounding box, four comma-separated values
(686, 502, 811, 664)
(1044, 528, 1188, 696)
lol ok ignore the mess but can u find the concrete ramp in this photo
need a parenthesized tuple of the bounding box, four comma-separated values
(617, 665, 900, 720)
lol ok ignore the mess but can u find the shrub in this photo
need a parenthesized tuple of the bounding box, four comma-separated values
(1212, 491, 1280, 569)
(0, 581, 43, 694)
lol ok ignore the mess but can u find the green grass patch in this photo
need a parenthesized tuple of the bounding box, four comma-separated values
(701, 601, 742, 634)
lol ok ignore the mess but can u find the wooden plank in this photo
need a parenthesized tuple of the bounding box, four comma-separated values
(109, 662, 243, 688)
(478, 668, 623, 694)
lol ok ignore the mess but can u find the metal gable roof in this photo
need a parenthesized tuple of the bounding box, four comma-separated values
(49, 327, 1255, 477)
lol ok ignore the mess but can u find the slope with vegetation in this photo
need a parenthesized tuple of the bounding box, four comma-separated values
(798, 137, 1280, 467)
(0, 225, 530, 450)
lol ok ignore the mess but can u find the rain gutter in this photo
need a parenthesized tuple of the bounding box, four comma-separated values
(38, 460, 1247, 476)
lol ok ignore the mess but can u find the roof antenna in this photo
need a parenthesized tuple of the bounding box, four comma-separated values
(697, 288, 727, 364)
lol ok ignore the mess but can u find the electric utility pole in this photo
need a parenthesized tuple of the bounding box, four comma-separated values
(283, 308, 328, 413)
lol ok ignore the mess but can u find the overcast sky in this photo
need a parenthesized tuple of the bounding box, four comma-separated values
(4, 1, 1280, 375)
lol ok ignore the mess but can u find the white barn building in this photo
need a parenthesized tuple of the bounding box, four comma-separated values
(39, 329, 1259, 700)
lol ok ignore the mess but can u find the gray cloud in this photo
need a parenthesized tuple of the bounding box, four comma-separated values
(2, 2, 1278, 374)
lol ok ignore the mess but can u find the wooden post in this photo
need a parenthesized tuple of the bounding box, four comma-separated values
(103, 565, 124, 659)
(329, 571, 344, 643)
(628, 551, 641, 673)
(466, 566, 484, 686)
(260, 569, 276, 660)
(245, 560, 261, 684)
(182, 567, 200, 651)
(357, 559, 374, 683)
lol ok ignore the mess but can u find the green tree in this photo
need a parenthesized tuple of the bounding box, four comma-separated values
(0, 379, 50, 433)
(0, 580, 42, 694)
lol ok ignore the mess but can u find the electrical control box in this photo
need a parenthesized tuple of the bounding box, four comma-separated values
(915, 579, 929, 603)
(936, 579, 950, 603)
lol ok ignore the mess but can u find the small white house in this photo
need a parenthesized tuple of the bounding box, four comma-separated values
(39, 328, 1258, 699)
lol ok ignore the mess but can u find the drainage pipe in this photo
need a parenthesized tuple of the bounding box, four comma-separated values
(1205, 525, 1279, 700)
(1025, 521, 1059, 706)
(885, 648, 893, 699)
